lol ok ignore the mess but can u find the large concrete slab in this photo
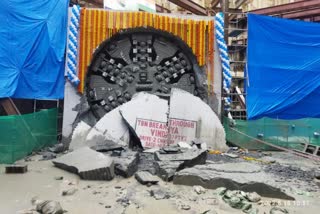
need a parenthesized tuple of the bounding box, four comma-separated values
(135, 171, 159, 185)
(119, 92, 169, 148)
(52, 147, 115, 180)
(86, 104, 130, 145)
(154, 149, 207, 181)
(169, 88, 228, 151)
(155, 149, 207, 165)
(173, 162, 295, 200)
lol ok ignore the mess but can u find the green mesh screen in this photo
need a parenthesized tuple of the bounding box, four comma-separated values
(224, 117, 320, 151)
(0, 108, 58, 164)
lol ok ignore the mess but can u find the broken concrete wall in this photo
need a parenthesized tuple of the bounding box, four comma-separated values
(62, 81, 81, 138)
(169, 88, 227, 151)
(86, 104, 130, 145)
(118, 90, 226, 150)
(67, 90, 226, 151)
(69, 121, 92, 151)
(211, 33, 222, 117)
(120, 92, 169, 148)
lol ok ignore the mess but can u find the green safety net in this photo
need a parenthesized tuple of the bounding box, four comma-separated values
(0, 108, 57, 164)
(224, 116, 320, 151)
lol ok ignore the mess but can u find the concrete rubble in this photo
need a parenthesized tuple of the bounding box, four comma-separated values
(193, 185, 206, 194)
(53, 89, 306, 203)
(112, 150, 139, 178)
(155, 148, 207, 164)
(177, 142, 193, 149)
(4, 149, 320, 214)
(52, 147, 115, 180)
(154, 160, 184, 181)
(31, 197, 64, 214)
(173, 162, 295, 200)
(153, 147, 207, 181)
(135, 171, 159, 185)
(150, 188, 171, 200)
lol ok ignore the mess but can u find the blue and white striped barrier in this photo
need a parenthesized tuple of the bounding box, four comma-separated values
(66, 5, 81, 86)
(215, 12, 232, 110)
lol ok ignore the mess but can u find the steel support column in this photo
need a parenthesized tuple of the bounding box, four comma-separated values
(221, 0, 229, 43)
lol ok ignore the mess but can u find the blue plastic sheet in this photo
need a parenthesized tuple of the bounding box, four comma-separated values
(0, 0, 68, 99)
(247, 14, 320, 120)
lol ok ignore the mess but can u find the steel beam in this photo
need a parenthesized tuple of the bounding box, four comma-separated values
(235, 0, 248, 9)
(250, 0, 320, 15)
(168, 0, 207, 15)
(212, 7, 242, 13)
(282, 7, 320, 19)
(221, 0, 229, 43)
(211, 0, 220, 8)
(156, 4, 171, 13)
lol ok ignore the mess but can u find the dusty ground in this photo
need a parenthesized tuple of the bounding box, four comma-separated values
(0, 153, 319, 214)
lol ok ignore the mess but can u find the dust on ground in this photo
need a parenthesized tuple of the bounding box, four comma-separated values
(1, 152, 320, 214)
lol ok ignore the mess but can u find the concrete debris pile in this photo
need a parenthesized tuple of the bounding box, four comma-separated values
(70, 89, 227, 151)
(56, 89, 226, 176)
(154, 147, 207, 181)
(52, 142, 208, 183)
(49, 88, 307, 205)
(112, 150, 139, 178)
(52, 89, 227, 183)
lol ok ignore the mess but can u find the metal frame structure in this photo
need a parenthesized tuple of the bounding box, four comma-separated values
(250, 0, 320, 21)
(168, 0, 207, 15)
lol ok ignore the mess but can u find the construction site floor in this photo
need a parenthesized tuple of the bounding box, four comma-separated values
(0, 152, 319, 214)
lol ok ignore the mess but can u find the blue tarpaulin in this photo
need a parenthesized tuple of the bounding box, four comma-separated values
(0, 0, 68, 99)
(247, 14, 320, 120)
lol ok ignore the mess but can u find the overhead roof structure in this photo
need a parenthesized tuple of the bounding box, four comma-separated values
(250, 0, 320, 22)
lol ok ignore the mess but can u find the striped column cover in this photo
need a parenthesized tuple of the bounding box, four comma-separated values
(66, 5, 81, 86)
(215, 12, 232, 110)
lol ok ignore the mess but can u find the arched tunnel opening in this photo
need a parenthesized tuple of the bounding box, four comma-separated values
(85, 27, 207, 119)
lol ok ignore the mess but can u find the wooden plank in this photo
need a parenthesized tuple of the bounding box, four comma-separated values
(5, 165, 28, 174)
(0, 98, 20, 115)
